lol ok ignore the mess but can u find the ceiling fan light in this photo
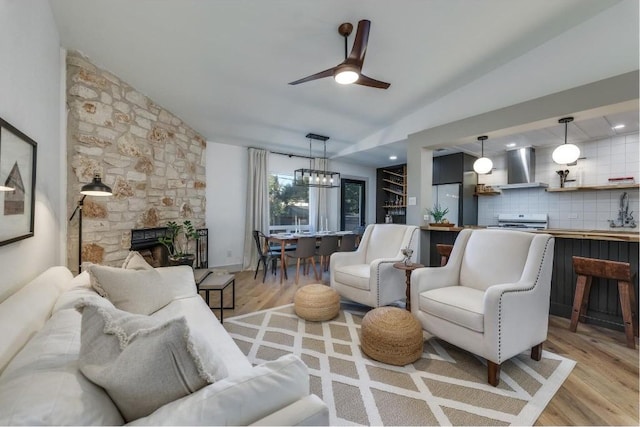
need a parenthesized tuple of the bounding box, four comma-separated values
(552, 143, 580, 165)
(473, 157, 493, 174)
(334, 69, 359, 85)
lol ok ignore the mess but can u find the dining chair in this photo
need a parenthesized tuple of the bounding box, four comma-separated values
(252, 230, 286, 282)
(338, 234, 357, 252)
(285, 237, 319, 284)
(316, 235, 339, 271)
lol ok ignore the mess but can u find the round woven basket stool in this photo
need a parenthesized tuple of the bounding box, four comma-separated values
(294, 284, 340, 321)
(360, 306, 424, 366)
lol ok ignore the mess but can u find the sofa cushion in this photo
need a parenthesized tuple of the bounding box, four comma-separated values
(77, 302, 228, 422)
(0, 266, 74, 374)
(129, 354, 310, 426)
(0, 308, 124, 425)
(419, 286, 485, 333)
(122, 251, 154, 270)
(333, 264, 370, 290)
(87, 264, 194, 315)
(364, 224, 407, 264)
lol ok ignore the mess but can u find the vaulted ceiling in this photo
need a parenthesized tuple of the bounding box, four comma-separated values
(50, 0, 638, 167)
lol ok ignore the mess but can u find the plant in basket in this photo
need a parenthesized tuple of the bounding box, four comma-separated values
(425, 204, 451, 225)
(158, 220, 199, 266)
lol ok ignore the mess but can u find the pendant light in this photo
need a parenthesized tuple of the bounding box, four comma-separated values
(552, 117, 580, 165)
(473, 135, 493, 174)
(293, 134, 340, 188)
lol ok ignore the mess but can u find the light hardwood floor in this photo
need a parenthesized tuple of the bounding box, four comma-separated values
(205, 267, 639, 426)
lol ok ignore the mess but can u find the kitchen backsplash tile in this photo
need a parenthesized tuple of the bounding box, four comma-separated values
(478, 132, 639, 230)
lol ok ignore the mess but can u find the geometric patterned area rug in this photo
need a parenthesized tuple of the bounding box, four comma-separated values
(224, 304, 576, 426)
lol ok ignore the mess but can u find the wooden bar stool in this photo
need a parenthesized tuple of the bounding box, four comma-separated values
(570, 256, 638, 349)
(436, 244, 453, 266)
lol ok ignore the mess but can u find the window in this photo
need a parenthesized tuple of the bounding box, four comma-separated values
(269, 173, 309, 233)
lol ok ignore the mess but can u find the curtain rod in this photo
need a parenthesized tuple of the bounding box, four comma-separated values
(248, 147, 329, 160)
(270, 150, 314, 160)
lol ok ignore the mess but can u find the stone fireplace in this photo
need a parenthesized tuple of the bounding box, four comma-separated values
(65, 51, 207, 273)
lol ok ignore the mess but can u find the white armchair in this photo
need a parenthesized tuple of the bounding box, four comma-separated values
(410, 229, 555, 386)
(330, 224, 419, 308)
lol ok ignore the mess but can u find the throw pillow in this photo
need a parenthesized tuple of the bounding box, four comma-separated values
(76, 301, 228, 422)
(88, 264, 175, 315)
(121, 251, 154, 270)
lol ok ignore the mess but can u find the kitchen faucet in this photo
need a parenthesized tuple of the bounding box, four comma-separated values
(609, 192, 637, 228)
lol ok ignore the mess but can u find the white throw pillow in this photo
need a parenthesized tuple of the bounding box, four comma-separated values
(76, 301, 228, 422)
(122, 251, 154, 270)
(88, 264, 177, 314)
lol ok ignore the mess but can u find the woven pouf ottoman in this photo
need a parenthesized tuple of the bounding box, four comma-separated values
(294, 284, 340, 321)
(360, 306, 424, 366)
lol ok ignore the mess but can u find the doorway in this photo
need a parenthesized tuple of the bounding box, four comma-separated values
(340, 179, 366, 231)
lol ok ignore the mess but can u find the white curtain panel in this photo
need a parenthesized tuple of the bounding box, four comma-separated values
(242, 148, 269, 270)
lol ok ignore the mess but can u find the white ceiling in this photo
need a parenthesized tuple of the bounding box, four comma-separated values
(49, 0, 637, 167)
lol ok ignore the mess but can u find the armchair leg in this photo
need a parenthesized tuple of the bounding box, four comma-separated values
(531, 342, 543, 361)
(487, 361, 501, 387)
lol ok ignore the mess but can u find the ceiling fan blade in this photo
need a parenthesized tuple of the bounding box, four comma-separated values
(355, 74, 390, 89)
(289, 67, 336, 85)
(347, 20, 370, 66)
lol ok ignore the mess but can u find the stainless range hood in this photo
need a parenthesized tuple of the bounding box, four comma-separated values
(498, 147, 548, 189)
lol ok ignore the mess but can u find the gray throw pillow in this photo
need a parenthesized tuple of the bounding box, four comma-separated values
(76, 301, 228, 422)
(88, 264, 174, 315)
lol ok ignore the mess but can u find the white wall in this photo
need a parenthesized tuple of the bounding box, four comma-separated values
(478, 132, 640, 230)
(206, 142, 247, 269)
(0, 0, 63, 301)
(206, 142, 376, 269)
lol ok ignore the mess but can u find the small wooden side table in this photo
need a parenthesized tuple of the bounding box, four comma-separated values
(196, 271, 236, 323)
(393, 262, 424, 312)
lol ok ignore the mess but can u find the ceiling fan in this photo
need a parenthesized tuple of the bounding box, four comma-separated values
(289, 19, 390, 89)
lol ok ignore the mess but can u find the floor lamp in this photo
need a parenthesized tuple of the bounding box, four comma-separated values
(69, 174, 112, 273)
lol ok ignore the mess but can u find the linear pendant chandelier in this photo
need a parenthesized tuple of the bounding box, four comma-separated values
(294, 133, 340, 188)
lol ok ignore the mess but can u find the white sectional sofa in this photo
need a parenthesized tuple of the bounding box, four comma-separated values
(0, 266, 328, 425)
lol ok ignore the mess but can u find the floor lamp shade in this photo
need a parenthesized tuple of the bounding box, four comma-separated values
(70, 174, 112, 273)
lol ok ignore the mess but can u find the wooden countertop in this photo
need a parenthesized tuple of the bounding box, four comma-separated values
(420, 225, 639, 242)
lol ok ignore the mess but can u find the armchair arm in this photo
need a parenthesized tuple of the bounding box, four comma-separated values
(483, 280, 551, 363)
(329, 250, 365, 271)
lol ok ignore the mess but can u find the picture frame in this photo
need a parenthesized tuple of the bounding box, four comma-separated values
(0, 117, 37, 246)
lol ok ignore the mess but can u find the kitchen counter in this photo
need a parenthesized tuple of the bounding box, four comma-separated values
(420, 225, 639, 242)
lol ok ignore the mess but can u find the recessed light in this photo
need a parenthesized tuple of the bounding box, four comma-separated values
(506, 143, 516, 148)
(389, 155, 397, 160)
(613, 124, 625, 129)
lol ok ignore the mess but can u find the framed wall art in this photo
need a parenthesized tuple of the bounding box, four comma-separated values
(0, 117, 37, 246)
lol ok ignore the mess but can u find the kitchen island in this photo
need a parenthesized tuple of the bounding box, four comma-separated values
(420, 225, 639, 333)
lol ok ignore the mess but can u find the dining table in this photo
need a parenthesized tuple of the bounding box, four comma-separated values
(267, 231, 356, 284)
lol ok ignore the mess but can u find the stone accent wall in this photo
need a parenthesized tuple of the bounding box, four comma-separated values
(66, 51, 206, 273)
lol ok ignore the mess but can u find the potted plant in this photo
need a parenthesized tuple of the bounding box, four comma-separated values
(425, 204, 451, 226)
(158, 220, 199, 266)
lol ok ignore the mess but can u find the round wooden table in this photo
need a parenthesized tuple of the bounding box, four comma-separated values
(393, 262, 424, 311)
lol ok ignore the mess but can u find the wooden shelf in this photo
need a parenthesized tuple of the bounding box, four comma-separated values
(474, 191, 501, 196)
(546, 183, 639, 192)
(383, 205, 407, 209)
(383, 178, 405, 187)
(383, 187, 404, 196)
(382, 169, 406, 179)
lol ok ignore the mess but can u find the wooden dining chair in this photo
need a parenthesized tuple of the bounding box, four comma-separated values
(338, 234, 357, 252)
(316, 235, 339, 271)
(285, 237, 319, 284)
